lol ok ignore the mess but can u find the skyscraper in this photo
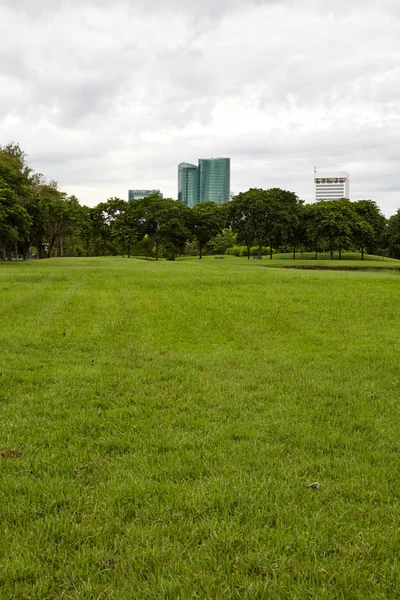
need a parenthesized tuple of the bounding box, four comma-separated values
(314, 170, 350, 201)
(177, 163, 199, 207)
(198, 158, 230, 204)
(128, 189, 162, 201)
(177, 157, 231, 206)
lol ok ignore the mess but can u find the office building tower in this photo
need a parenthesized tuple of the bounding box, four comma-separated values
(177, 163, 199, 207)
(177, 157, 231, 205)
(128, 189, 162, 201)
(198, 158, 230, 204)
(314, 170, 350, 201)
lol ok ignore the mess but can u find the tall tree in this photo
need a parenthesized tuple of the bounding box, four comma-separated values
(112, 199, 141, 258)
(229, 189, 266, 259)
(310, 199, 357, 259)
(265, 188, 303, 259)
(352, 200, 386, 259)
(89, 198, 126, 256)
(229, 188, 302, 259)
(387, 210, 400, 259)
(35, 183, 83, 257)
(0, 179, 31, 260)
(133, 195, 191, 260)
(0, 143, 33, 199)
(155, 198, 191, 260)
(189, 201, 225, 259)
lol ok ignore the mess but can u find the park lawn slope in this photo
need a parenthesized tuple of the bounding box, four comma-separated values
(1, 257, 400, 599)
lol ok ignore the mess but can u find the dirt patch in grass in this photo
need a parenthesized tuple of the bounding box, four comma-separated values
(281, 265, 400, 272)
(0, 449, 22, 458)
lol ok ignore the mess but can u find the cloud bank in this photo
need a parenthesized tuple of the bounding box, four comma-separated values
(1, 0, 400, 214)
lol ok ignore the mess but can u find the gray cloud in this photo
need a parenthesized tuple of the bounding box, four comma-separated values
(1, 0, 400, 215)
(1, 0, 280, 19)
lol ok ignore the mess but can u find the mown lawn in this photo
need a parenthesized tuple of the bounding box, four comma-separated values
(1, 257, 400, 599)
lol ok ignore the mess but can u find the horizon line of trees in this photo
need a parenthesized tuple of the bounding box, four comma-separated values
(2, 142, 400, 261)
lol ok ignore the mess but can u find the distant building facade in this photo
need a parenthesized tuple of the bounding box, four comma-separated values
(177, 163, 199, 208)
(128, 189, 162, 201)
(177, 157, 231, 206)
(199, 158, 230, 204)
(314, 170, 350, 201)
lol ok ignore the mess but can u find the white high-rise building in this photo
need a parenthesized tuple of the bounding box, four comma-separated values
(314, 169, 350, 201)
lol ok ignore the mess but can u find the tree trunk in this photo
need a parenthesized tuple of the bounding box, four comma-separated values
(60, 237, 63, 257)
(247, 245, 250, 260)
(361, 246, 364, 260)
(48, 236, 56, 258)
(155, 242, 159, 261)
(127, 243, 131, 259)
(258, 244, 262, 259)
(199, 244, 203, 259)
(338, 248, 342, 260)
(1, 239, 6, 261)
(270, 241, 273, 260)
(292, 245, 296, 260)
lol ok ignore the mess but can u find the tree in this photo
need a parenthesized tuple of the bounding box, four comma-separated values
(352, 200, 386, 259)
(310, 199, 357, 259)
(89, 198, 126, 256)
(0, 143, 33, 199)
(112, 199, 141, 258)
(264, 188, 303, 259)
(229, 189, 266, 259)
(155, 199, 191, 260)
(229, 188, 302, 259)
(35, 183, 82, 257)
(189, 201, 225, 258)
(351, 216, 375, 261)
(133, 195, 191, 260)
(0, 179, 31, 260)
(133, 194, 167, 261)
(387, 210, 400, 258)
(207, 229, 236, 255)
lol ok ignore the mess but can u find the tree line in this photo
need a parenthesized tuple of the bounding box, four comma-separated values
(1, 142, 400, 260)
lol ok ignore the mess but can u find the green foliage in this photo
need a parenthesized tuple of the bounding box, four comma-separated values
(225, 245, 241, 256)
(229, 188, 303, 259)
(189, 201, 225, 258)
(307, 199, 357, 259)
(132, 195, 191, 260)
(206, 229, 236, 255)
(352, 200, 387, 258)
(0, 178, 31, 259)
(0, 141, 394, 262)
(387, 209, 400, 258)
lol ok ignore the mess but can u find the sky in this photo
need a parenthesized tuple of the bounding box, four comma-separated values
(1, 0, 400, 215)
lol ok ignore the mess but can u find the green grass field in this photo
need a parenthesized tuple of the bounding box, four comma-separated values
(1, 257, 400, 599)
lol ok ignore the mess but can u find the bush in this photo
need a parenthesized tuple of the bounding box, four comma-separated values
(250, 246, 270, 256)
(225, 245, 271, 257)
(226, 246, 241, 257)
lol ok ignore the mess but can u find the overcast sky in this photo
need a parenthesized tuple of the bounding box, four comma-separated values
(1, 0, 400, 215)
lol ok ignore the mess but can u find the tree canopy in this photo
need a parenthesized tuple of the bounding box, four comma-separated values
(0, 142, 396, 261)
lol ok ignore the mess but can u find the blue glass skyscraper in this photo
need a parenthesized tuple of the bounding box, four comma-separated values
(128, 189, 162, 201)
(177, 157, 230, 205)
(177, 163, 199, 207)
(198, 158, 230, 204)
